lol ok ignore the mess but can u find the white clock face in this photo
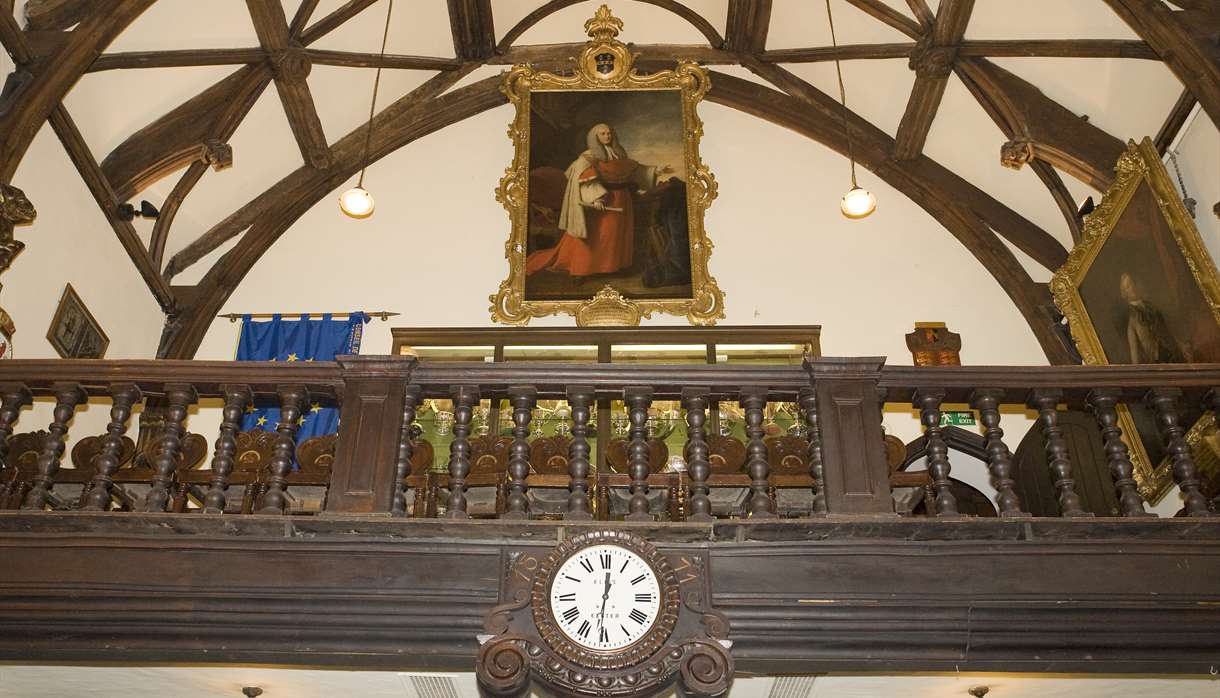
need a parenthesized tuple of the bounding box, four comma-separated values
(549, 544, 661, 651)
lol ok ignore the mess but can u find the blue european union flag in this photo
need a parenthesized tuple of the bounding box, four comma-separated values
(237, 313, 369, 448)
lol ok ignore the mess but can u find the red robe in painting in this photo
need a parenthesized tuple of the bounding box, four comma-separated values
(527, 158, 648, 277)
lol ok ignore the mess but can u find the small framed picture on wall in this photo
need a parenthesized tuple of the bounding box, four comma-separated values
(47, 284, 109, 359)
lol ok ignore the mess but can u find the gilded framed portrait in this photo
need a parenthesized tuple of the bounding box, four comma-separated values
(47, 283, 109, 359)
(489, 5, 724, 326)
(1051, 138, 1220, 502)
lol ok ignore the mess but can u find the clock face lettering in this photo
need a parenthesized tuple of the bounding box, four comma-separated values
(549, 544, 661, 651)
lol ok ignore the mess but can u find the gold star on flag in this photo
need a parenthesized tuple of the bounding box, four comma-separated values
(256, 415, 268, 427)
(286, 353, 299, 362)
(310, 402, 322, 413)
(244, 404, 255, 414)
(296, 415, 307, 426)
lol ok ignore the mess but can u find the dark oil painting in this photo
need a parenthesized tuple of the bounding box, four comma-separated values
(1078, 180, 1220, 472)
(523, 89, 693, 302)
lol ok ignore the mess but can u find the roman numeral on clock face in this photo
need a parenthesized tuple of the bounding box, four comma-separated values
(600, 553, 612, 569)
(599, 627, 609, 643)
(629, 609, 648, 625)
(579, 558, 594, 573)
(631, 573, 647, 585)
(578, 620, 591, 638)
(558, 592, 575, 602)
(562, 607, 580, 623)
(635, 593, 652, 603)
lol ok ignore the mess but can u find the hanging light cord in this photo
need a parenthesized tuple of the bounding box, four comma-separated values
(825, 0, 858, 188)
(356, 0, 394, 189)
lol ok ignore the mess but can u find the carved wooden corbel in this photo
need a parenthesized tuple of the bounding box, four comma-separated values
(1000, 139, 1037, 171)
(908, 36, 957, 79)
(200, 139, 233, 171)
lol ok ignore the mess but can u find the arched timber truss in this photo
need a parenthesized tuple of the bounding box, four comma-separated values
(1, 0, 1216, 361)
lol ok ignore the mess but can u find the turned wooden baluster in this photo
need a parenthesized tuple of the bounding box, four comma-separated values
(0, 384, 32, 508)
(740, 388, 776, 518)
(22, 383, 86, 511)
(82, 383, 142, 512)
(141, 383, 198, 513)
(1086, 389, 1152, 517)
(797, 387, 827, 516)
(624, 387, 653, 521)
(256, 385, 308, 515)
(391, 385, 422, 517)
(969, 389, 1027, 517)
(504, 386, 537, 519)
(683, 389, 713, 522)
(445, 385, 479, 519)
(1146, 388, 1212, 517)
(565, 386, 594, 520)
(913, 388, 958, 517)
(1028, 389, 1090, 517)
(202, 384, 251, 514)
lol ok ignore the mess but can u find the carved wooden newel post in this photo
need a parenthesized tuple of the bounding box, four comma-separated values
(1086, 388, 1152, 517)
(446, 385, 480, 519)
(391, 385, 422, 517)
(1146, 388, 1212, 517)
(0, 383, 32, 507)
(970, 389, 1027, 517)
(740, 388, 775, 518)
(505, 386, 537, 519)
(1029, 389, 1090, 517)
(565, 386, 594, 520)
(23, 383, 86, 510)
(683, 389, 713, 522)
(82, 383, 142, 512)
(624, 387, 653, 522)
(202, 384, 251, 514)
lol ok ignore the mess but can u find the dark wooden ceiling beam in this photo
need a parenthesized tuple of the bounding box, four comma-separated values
(1103, 0, 1220, 130)
(88, 48, 268, 72)
(298, 0, 379, 47)
(714, 66, 1071, 364)
(892, 0, 975, 160)
(496, 0, 724, 51)
(47, 105, 175, 311)
(491, 43, 737, 67)
(843, 0, 922, 39)
(304, 49, 462, 70)
(161, 71, 498, 359)
(246, 0, 331, 170)
(955, 57, 1125, 191)
(725, 0, 772, 54)
(288, 0, 322, 38)
(448, 0, 495, 61)
(100, 65, 269, 202)
(149, 161, 207, 271)
(1154, 88, 1199, 154)
(0, 0, 155, 183)
(905, 0, 936, 31)
(956, 39, 1158, 59)
(1165, 0, 1220, 12)
(1029, 160, 1083, 244)
(21, 0, 91, 31)
(163, 66, 477, 281)
(745, 59, 1067, 272)
(761, 39, 1157, 63)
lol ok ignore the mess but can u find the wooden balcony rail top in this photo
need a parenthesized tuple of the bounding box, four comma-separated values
(0, 356, 1217, 521)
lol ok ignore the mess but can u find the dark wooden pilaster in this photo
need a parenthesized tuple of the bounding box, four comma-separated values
(807, 358, 894, 515)
(324, 357, 413, 515)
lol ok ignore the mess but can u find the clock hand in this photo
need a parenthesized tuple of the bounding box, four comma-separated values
(598, 572, 611, 629)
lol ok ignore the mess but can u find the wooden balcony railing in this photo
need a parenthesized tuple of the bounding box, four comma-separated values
(1, 356, 1217, 520)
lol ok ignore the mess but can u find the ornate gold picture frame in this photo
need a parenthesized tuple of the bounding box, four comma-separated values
(490, 5, 724, 326)
(1051, 138, 1220, 502)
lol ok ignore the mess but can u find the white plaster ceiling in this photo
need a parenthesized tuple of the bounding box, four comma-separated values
(0, 666, 1216, 698)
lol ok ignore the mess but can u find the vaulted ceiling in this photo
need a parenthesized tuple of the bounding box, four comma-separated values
(1, 0, 1216, 361)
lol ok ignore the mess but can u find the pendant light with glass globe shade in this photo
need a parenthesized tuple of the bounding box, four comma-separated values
(339, 0, 394, 219)
(825, 0, 876, 220)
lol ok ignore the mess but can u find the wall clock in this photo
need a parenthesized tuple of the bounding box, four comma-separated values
(477, 530, 732, 698)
